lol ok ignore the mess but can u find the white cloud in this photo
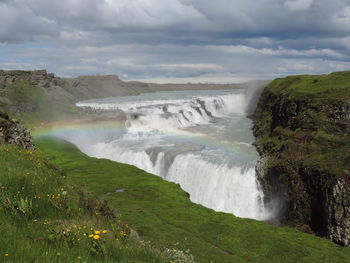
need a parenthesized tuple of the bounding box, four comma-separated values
(285, 0, 314, 11)
(101, 0, 212, 29)
(333, 6, 350, 25)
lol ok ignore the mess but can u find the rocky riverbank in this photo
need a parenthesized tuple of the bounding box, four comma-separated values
(253, 71, 350, 246)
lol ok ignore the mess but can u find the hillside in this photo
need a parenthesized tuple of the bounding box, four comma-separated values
(253, 71, 350, 246)
(0, 120, 194, 262)
(0, 71, 78, 125)
(35, 137, 350, 263)
(63, 75, 251, 99)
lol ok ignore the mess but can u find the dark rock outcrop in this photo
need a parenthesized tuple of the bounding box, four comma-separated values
(253, 83, 350, 246)
(0, 69, 64, 89)
(0, 112, 35, 150)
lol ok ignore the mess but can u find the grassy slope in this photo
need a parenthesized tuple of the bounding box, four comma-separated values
(268, 71, 350, 100)
(0, 81, 79, 127)
(36, 137, 350, 263)
(0, 145, 187, 263)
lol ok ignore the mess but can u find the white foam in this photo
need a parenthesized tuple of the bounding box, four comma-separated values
(166, 154, 269, 220)
(77, 93, 247, 134)
(70, 89, 275, 220)
(85, 139, 272, 220)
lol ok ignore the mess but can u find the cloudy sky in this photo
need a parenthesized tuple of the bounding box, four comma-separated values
(0, 0, 349, 83)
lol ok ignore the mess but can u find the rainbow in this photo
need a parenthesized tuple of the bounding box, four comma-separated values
(32, 118, 256, 158)
(32, 119, 127, 137)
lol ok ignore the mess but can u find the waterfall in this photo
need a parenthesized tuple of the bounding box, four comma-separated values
(64, 89, 274, 220)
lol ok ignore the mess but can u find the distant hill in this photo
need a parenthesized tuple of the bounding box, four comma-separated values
(0, 69, 263, 125)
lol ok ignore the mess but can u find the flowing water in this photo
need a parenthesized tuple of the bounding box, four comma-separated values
(57, 88, 273, 220)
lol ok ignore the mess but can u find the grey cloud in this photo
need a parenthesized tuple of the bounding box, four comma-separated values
(2, 0, 349, 40)
(0, 3, 58, 43)
(0, 0, 349, 82)
(285, 0, 314, 11)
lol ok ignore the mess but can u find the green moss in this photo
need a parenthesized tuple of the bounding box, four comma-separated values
(255, 72, 350, 177)
(35, 137, 350, 263)
(268, 71, 350, 100)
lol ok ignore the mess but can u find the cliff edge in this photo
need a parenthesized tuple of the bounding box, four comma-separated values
(253, 71, 350, 246)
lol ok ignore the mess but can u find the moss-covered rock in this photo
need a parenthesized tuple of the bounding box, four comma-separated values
(253, 71, 350, 246)
(0, 111, 35, 150)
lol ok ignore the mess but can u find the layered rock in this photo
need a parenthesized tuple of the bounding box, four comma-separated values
(0, 112, 35, 150)
(253, 73, 350, 246)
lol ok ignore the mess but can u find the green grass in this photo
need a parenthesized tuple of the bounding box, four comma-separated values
(0, 81, 79, 127)
(268, 71, 350, 100)
(0, 145, 190, 263)
(35, 137, 350, 263)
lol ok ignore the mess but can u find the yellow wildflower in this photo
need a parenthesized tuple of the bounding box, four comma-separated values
(93, 235, 100, 240)
(102, 230, 108, 234)
(94, 230, 100, 234)
(88, 234, 94, 238)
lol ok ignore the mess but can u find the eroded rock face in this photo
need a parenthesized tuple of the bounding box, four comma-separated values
(0, 112, 35, 150)
(328, 178, 350, 246)
(0, 69, 63, 89)
(253, 88, 350, 246)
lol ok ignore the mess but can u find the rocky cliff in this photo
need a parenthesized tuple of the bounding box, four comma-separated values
(0, 111, 35, 150)
(253, 71, 350, 246)
(0, 70, 64, 89)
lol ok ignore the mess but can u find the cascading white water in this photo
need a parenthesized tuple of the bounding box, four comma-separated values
(166, 154, 265, 219)
(61, 89, 274, 220)
(76, 92, 246, 132)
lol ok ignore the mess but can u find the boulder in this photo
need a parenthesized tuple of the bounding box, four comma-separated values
(0, 112, 35, 150)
